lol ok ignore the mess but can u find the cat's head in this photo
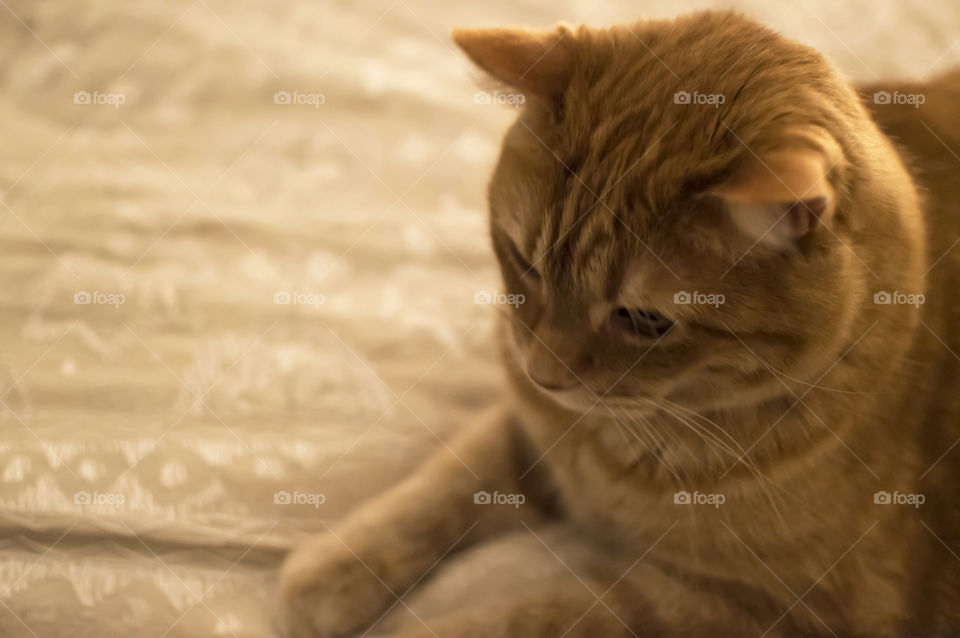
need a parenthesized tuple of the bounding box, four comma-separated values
(455, 11, 920, 417)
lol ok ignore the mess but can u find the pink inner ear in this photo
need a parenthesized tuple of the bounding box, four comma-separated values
(711, 147, 837, 247)
(451, 26, 574, 100)
(786, 196, 828, 236)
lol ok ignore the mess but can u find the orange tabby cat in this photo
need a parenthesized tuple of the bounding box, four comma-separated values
(278, 10, 960, 637)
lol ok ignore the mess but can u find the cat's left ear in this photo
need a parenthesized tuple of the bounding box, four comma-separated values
(452, 25, 574, 102)
(711, 142, 841, 249)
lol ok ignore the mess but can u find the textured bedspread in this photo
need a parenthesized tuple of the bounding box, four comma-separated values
(1, 1, 958, 635)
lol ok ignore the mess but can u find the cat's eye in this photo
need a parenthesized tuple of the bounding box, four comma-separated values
(610, 307, 674, 339)
(506, 238, 540, 281)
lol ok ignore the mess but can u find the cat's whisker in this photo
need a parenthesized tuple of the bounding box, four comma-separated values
(607, 402, 682, 455)
(768, 370, 873, 395)
(636, 410, 702, 471)
(660, 398, 752, 457)
(612, 395, 743, 467)
(616, 398, 784, 507)
(658, 405, 743, 463)
(659, 406, 788, 523)
(638, 399, 790, 523)
(604, 405, 666, 458)
(657, 399, 790, 491)
(719, 345, 874, 396)
(604, 405, 691, 475)
(624, 409, 690, 467)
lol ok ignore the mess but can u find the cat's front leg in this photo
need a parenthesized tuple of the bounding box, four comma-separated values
(373, 570, 781, 638)
(276, 406, 541, 638)
(371, 580, 650, 638)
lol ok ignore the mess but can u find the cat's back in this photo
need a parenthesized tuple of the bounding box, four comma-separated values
(859, 69, 960, 360)
(860, 69, 960, 240)
(861, 68, 960, 631)
(860, 69, 960, 161)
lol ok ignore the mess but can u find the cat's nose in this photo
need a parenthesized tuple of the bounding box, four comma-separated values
(525, 340, 579, 391)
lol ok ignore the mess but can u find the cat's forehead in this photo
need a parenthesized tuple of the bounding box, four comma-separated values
(493, 132, 682, 289)
(533, 203, 619, 291)
(527, 219, 683, 309)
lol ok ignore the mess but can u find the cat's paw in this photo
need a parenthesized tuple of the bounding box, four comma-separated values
(275, 533, 393, 638)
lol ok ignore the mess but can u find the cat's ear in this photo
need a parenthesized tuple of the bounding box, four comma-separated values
(451, 25, 574, 102)
(711, 146, 839, 249)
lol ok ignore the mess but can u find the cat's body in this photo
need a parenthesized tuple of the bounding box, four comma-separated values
(279, 11, 960, 637)
(858, 71, 960, 631)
